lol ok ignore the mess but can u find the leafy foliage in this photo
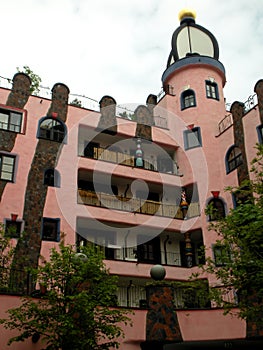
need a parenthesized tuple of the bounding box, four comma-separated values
(197, 144, 263, 324)
(0, 240, 132, 350)
(17, 65, 42, 94)
(0, 225, 15, 291)
(70, 98, 83, 107)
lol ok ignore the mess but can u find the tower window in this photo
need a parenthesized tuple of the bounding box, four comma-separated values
(181, 89, 196, 110)
(41, 218, 60, 242)
(226, 146, 243, 174)
(0, 107, 23, 133)
(205, 81, 219, 100)
(37, 117, 66, 143)
(184, 127, 202, 150)
(0, 153, 16, 182)
(208, 198, 225, 221)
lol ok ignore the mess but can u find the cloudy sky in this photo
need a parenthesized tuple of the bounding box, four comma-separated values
(0, 0, 262, 108)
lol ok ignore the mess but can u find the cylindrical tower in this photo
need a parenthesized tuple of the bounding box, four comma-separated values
(157, 9, 231, 263)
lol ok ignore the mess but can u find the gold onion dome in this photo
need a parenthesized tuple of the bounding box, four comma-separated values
(178, 8, 196, 22)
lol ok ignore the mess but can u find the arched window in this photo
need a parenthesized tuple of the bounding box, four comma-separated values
(208, 198, 225, 221)
(37, 117, 66, 143)
(181, 89, 196, 110)
(44, 168, 60, 187)
(226, 146, 243, 174)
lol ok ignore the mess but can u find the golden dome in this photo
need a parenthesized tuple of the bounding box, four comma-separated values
(178, 8, 197, 22)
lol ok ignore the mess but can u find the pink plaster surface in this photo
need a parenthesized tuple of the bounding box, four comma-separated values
(1, 295, 246, 350)
(177, 308, 246, 341)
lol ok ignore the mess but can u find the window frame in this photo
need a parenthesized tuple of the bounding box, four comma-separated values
(41, 218, 60, 242)
(0, 153, 16, 182)
(256, 124, 263, 144)
(0, 104, 26, 134)
(205, 80, 219, 100)
(207, 198, 226, 221)
(37, 116, 67, 143)
(44, 168, 60, 187)
(226, 145, 243, 174)
(5, 219, 23, 238)
(180, 89, 196, 110)
(212, 244, 231, 267)
(184, 127, 202, 150)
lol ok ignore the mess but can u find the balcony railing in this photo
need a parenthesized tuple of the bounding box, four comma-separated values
(78, 189, 200, 219)
(217, 113, 233, 135)
(0, 267, 34, 295)
(83, 146, 179, 175)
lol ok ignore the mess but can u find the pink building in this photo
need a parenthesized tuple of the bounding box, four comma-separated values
(0, 9, 263, 350)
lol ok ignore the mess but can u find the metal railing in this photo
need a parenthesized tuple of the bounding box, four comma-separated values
(77, 189, 200, 219)
(217, 113, 233, 135)
(0, 267, 34, 295)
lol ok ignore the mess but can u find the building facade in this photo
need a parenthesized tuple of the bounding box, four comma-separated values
(1, 9, 263, 350)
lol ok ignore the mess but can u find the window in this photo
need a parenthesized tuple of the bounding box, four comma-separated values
(137, 236, 161, 264)
(44, 168, 60, 187)
(213, 245, 231, 267)
(41, 218, 60, 242)
(0, 154, 16, 181)
(0, 107, 23, 133)
(37, 117, 66, 143)
(184, 127, 202, 149)
(5, 220, 22, 238)
(208, 198, 225, 221)
(226, 146, 243, 174)
(205, 81, 219, 100)
(257, 124, 263, 144)
(181, 89, 196, 110)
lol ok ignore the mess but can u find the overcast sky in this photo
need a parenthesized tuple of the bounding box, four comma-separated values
(0, 0, 262, 108)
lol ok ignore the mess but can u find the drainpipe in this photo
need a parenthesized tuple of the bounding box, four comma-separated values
(164, 235, 170, 265)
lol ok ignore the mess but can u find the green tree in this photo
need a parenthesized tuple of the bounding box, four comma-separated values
(70, 98, 83, 107)
(16, 65, 42, 95)
(0, 240, 131, 349)
(197, 144, 263, 325)
(0, 225, 15, 292)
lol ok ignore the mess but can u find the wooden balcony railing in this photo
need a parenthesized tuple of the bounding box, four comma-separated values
(85, 146, 179, 175)
(77, 189, 200, 219)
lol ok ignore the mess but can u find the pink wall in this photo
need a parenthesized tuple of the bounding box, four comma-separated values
(0, 295, 246, 350)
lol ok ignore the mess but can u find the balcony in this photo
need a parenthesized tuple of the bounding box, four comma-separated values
(83, 144, 179, 175)
(77, 189, 200, 219)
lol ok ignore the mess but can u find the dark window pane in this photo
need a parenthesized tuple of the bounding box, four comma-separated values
(42, 218, 60, 241)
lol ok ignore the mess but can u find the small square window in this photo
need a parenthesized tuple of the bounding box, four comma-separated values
(5, 220, 22, 238)
(184, 127, 202, 150)
(213, 245, 231, 267)
(0, 107, 23, 133)
(42, 218, 60, 242)
(0, 154, 16, 182)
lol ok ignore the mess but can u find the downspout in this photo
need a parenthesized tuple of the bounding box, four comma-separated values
(164, 235, 170, 265)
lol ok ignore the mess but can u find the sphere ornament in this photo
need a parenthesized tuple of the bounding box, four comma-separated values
(178, 8, 196, 22)
(150, 264, 166, 281)
(73, 252, 88, 263)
